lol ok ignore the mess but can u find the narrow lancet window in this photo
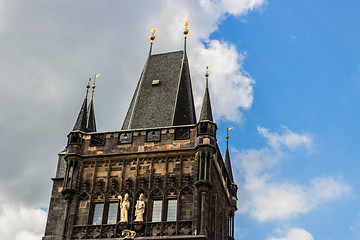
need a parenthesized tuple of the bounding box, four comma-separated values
(107, 202, 118, 224)
(92, 203, 104, 225)
(152, 200, 162, 222)
(167, 199, 177, 221)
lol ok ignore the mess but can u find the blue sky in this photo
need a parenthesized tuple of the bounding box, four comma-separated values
(214, 1, 360, 239)
(1, 0, 360, 239)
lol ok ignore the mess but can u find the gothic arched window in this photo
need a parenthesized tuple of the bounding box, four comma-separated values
(150, 189, 163, 222)
(106, 202, 118, 224)
(165, 188, 178, 222)
(152, 200, 162, 222)
(92, 203, 104, 225)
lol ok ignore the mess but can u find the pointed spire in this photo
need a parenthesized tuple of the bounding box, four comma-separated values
(183, 20, 189, 52)
(73, 84, 90, 132)
(86, 83, 97, 132)
(225, 128, 234, 182)
(199, 66, 214, 122)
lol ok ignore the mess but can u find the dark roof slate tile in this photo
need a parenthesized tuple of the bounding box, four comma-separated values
(122, 51, 196, 130)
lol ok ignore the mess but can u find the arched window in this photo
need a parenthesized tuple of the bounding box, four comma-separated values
(105, 194, 119, 224)
(166, 199, 177, 221)
(228, 211, 234, 238)
(90, 192, 105, 225)
(89, 193, 120, 225)
(150, 189, 163, 222)
(107, 202, 118, 224)
(165, 188, 177, 222)
(152, 200, 162, 222)
(92, 203, 104, 225)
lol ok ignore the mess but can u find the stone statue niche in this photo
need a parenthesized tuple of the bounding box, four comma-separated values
(118, 193, 130, 222)
(134, 193, 145, 221)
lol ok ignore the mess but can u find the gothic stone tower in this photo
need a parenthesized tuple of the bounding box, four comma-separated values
(43, 26, 238, 240)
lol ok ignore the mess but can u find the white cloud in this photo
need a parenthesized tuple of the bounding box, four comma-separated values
(0, 200, 47, 240)
(268, 228, 314, 240)
(221, 0, 266, 15)
(15, 231, 42, 240)
(235, 126, 351, 222)
(191, 40, 254, 122)
(257, 126, 312, 151)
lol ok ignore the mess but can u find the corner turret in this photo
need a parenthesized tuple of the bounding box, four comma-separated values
(72, 84, 89, 132)
(86, 83, 97, 132)
(197, 67, 216, 138)
(199, 66, 213, 122)
(225, 128, 234, 182)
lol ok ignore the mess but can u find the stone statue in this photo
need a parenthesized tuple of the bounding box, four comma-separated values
(134, 193, 145, 221)
(118, 193, 130, 222)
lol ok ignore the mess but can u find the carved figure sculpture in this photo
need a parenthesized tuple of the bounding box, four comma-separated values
(121, 229, 136, 239)
(134, 193, 145, 221)
(118, 193, 130, 222)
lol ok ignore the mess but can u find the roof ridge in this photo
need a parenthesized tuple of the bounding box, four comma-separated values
(150, 50, 184, 56)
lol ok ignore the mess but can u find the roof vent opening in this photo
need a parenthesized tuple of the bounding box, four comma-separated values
(152, 79, 160, 86)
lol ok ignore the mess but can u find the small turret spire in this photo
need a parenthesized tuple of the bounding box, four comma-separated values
(199, 66, 214, 122)
(225, 127, 234, 182)
(149, 28, 157, 56)
(72, 83, 90, 132)
(183, 20, 189, 51)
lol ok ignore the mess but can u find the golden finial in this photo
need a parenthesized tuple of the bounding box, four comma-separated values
(205, 66, 213, 88)
(150, 27, 157, 43)
(205, 65, 213, 78)
(88, 74, 100, 92)
(183, 20, 189, 37)
(89, 74, 101, 82)
(226, 127, 234, 140)
(149, 28, 157, 55)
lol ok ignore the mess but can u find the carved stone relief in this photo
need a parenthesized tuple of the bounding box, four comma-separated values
(121, 229, 136, 239)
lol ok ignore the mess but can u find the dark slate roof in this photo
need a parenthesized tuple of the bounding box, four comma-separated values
(199, 83, 213, 122)
(122, 51, 196, 130)
(225, 140, 234, 182)
(86, 96, 96, 132)
(73, 94, 88, 132)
